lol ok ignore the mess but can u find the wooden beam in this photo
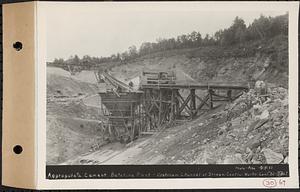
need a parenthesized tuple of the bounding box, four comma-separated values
(227, 90, 232, 102)
(208, 89, 214, 109)
(161, 102, 171, 124)
(195, 94, 210, 108)
(177, 93, 192, 115)
(149, 92, 160, 110)
(190, 89, 196, 117)
(233, 91, 244, 100)
(175, 90, 180, 118)
(140, 131, 157, 135)
(212, 99, 231, 102)
(170, 89, 175, 121)
(195, 93, 210, 112)
(158, 89, 163, 125)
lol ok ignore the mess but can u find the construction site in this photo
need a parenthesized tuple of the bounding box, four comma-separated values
(94, 69, 249, 143)
(46, 35, 289, 166)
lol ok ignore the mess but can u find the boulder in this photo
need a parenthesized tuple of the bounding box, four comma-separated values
(205, 157, 217, 164)
(245, 134, 261, 150)
(255, 81, 267, 95)
(259, 110, 269, 120)
(223, 154, 246, 164)
(284, 156, 289, 164)
(252, 160, 262, 164)
(263, 148, 284, 164)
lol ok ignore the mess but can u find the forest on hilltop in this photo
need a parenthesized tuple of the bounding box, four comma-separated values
(50, 14, 288, 67)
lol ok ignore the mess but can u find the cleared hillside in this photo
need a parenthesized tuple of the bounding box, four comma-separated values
(47, 67, 98, 97)
(109, 35, 288, 88)
(47, 71, 107, 165)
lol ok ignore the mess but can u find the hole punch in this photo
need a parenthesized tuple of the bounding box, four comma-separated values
(13, 145, 23, 154)
(13, 41, 23, 51)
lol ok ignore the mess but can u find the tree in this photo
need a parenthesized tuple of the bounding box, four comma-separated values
(248, 15, 271, 40)
(139, 42, 153, 55)
(50, 14, 288, 66)
(195, 32, 202, 46)
(232, 17, 247, 43)
(73, 55, 80, 65)
(121, 51, 129, 61)
(214, 30, 223, 45)
(178, 34, 189, 48)
(202, 34, 210, 46)
(128, 45, 138, 58)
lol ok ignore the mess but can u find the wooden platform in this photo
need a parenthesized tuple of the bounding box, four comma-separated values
(140, 82, 249, 90)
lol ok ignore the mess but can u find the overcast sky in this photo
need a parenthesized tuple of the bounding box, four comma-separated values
(42, 2, 286, 61)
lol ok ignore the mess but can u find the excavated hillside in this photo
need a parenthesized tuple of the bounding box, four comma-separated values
(109, 35, 288, 88)
(47, 35, 289, 165)
(47, 68, 107, 165)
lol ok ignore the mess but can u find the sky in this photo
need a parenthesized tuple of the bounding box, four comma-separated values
(42, 2, 287, 61)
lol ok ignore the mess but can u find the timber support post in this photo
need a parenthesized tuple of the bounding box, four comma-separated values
(158, 89, 163, 126)
(170, 89, 175, 122)
(227, 89, 232, 102)
(190, 89, 196, 117)
(208, 89, 214, 109)
(175, 90, 180, 118)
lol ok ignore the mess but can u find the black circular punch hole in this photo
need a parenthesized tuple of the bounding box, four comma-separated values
(13, 41, 23, 51)
(13, 145, 23, 154)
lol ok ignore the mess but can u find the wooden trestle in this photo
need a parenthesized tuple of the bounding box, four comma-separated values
(140, 86, 248, 133)
(98, 70, 249, 141)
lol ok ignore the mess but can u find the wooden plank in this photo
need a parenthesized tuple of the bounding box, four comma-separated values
(101, 100, 140, 103)
(211, 99, 231, 102)
(147, 99, 172, 104)
(140, 83, 249, 90)
(108, 116, 134, 119)
(140, 132, 156, 135)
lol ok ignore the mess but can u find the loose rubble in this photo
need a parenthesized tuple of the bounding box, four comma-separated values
(197, 81, 288, 164)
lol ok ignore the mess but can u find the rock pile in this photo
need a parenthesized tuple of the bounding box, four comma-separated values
(199, 82, 288, 164)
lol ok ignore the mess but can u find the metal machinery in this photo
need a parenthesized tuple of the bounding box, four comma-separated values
(98, 72, 143, 143)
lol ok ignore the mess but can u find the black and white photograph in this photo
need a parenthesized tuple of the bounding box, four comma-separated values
(45, 3, 290, 168)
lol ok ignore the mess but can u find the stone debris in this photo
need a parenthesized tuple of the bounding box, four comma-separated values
(223, 154, 246, 164)
(284, 156, 289, 164)
(259, 110, 269, 120)
(194, 81, 288, 164)
(263, 148, 284, 164)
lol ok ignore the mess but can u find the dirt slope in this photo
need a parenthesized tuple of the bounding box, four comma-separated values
(47, 70, 107, 165)
(47, 67, 98, 97)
